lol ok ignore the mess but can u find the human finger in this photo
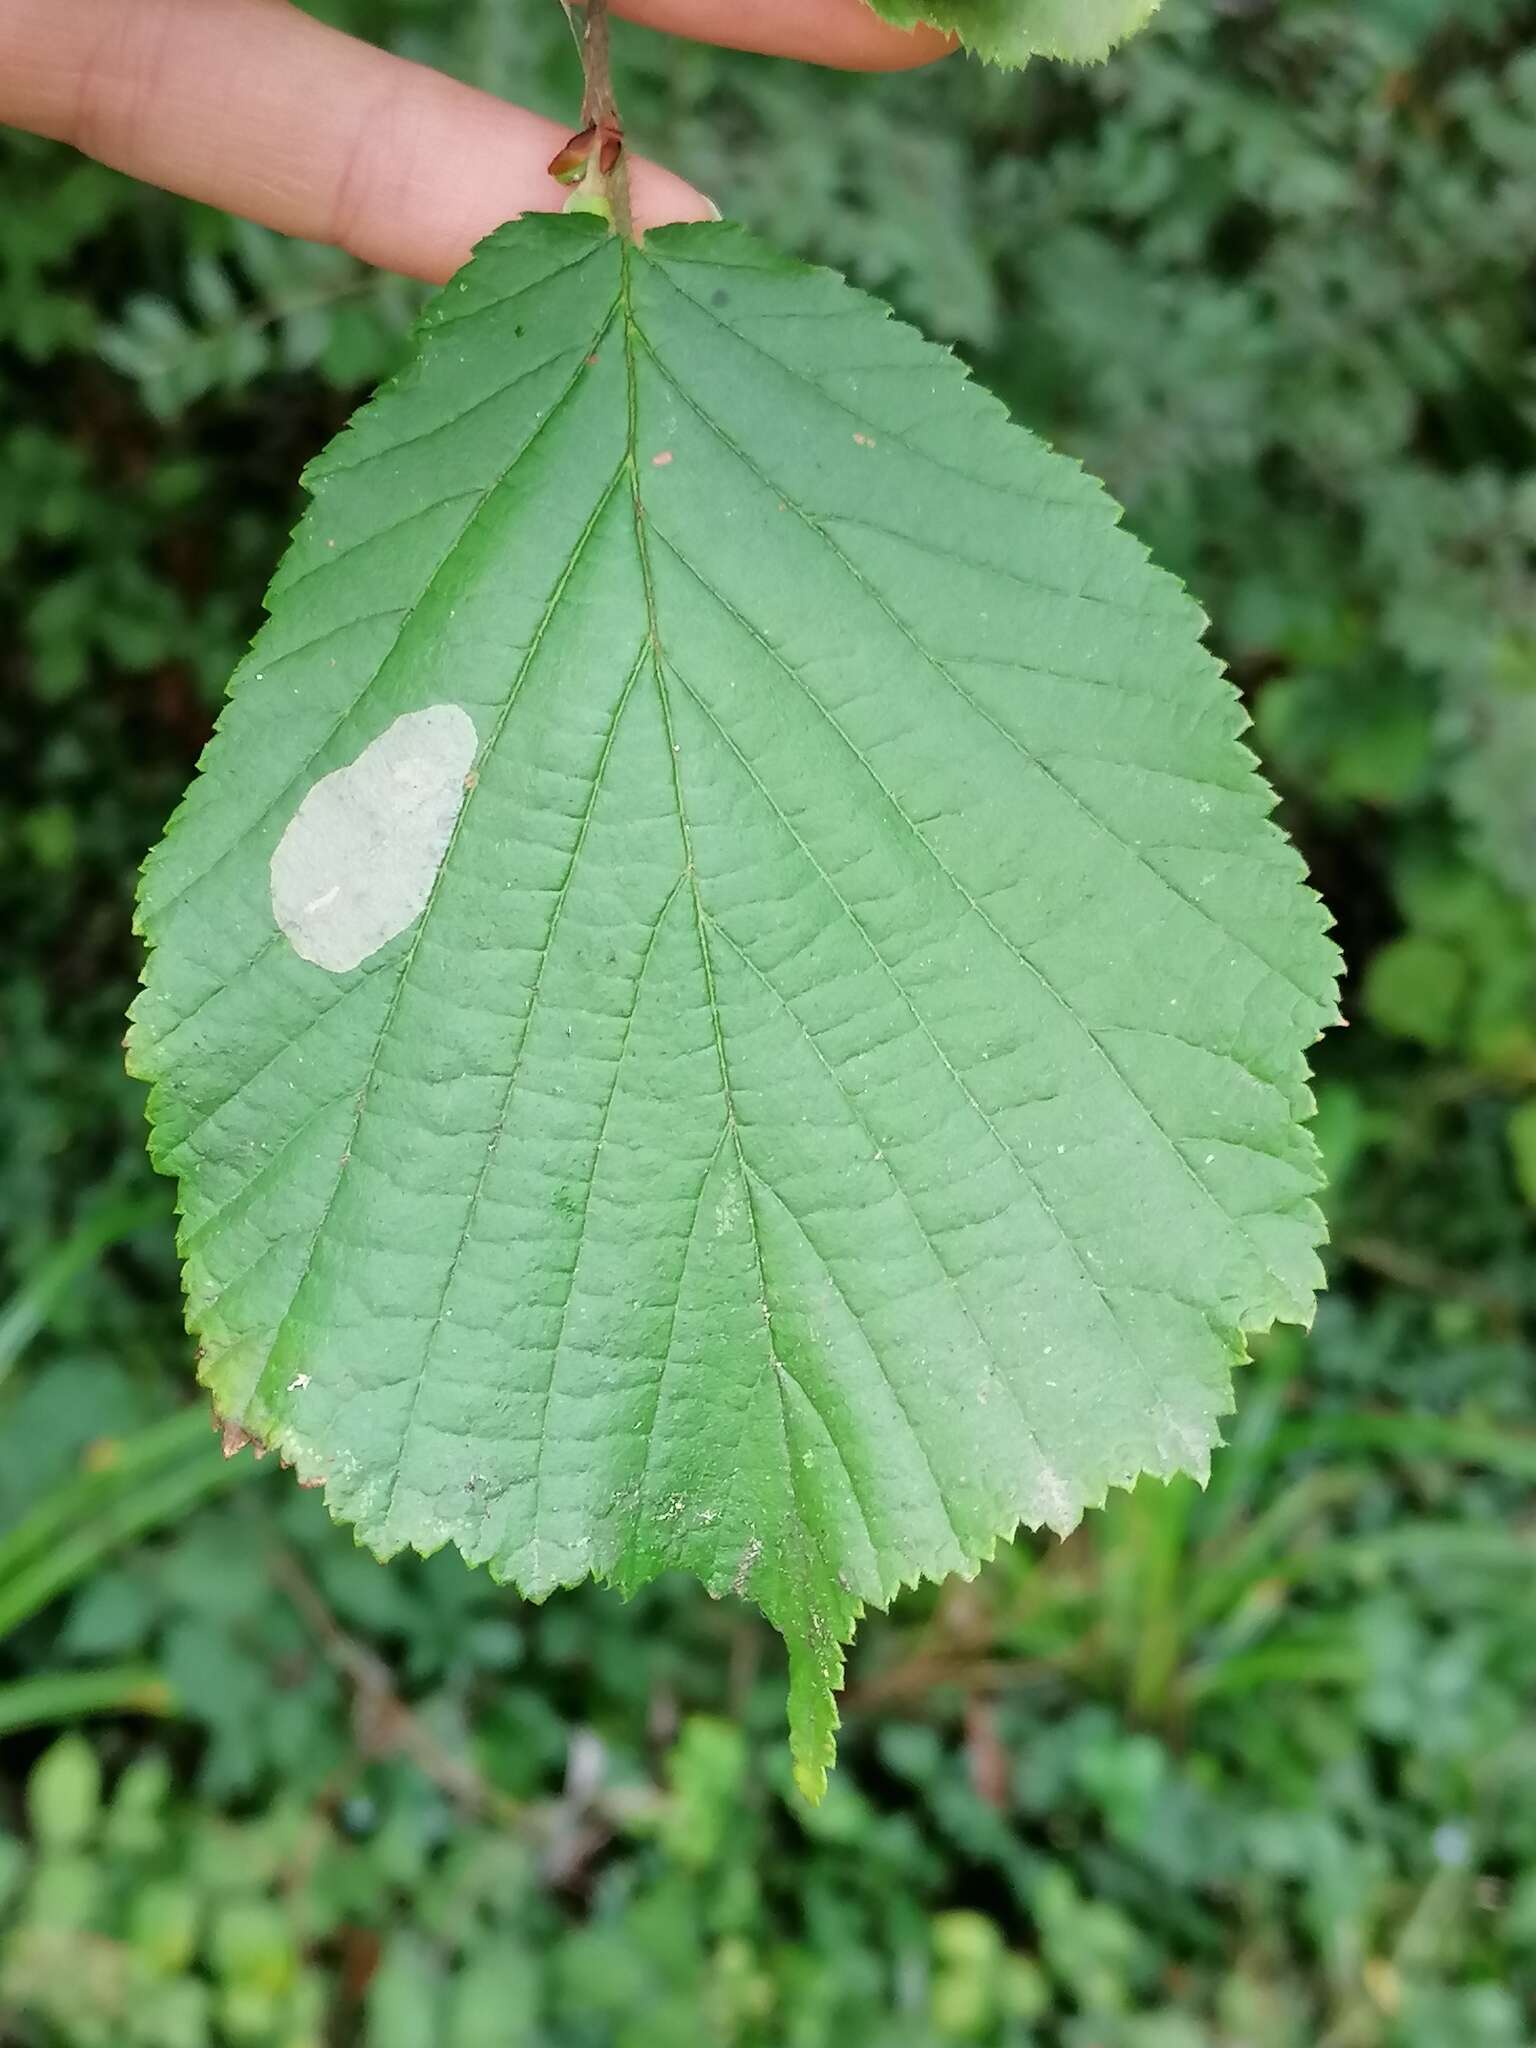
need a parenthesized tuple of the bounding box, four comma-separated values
(611, 0, 953, 69)
(0, 0, 712, 284)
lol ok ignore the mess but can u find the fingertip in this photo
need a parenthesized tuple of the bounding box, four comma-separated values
(853, 20, 958, 71)
(629, 159, 718, 232)
(612, 0, 956, 71)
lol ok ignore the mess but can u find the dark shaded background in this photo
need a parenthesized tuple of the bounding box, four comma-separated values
(2, 2, 1535, 2042)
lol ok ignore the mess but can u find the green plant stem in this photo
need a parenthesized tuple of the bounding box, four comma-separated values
(0, 1192, 164, 1392)
(0, 1407, 259, 1641)
(1187, 1467, 1367, 1632)
(1267, 1410, 1536, 1477)
(0, 1406, 209, 1586)
(1342, 1233, 1524, 1320)
(0, 1664, 172, 1737)
(566, 0, 633, 238)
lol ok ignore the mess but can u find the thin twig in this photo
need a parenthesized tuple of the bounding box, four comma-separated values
(269, 1545, 521, 1825)
(1341, 1233, 1524, 1323)
(842, 1652, 1064, 1714)
(560, 0, 634, 239)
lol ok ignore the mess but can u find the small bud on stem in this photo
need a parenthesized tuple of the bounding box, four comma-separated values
(550, 0, 633, 239)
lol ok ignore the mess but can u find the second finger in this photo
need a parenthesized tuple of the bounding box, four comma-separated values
(612, 0, 954, 70)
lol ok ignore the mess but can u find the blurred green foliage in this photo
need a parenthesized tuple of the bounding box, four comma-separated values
(2, 0, 1535, 2042)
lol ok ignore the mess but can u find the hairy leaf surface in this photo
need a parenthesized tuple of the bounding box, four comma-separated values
(868, 0, 1162, 64)
(130, 217, 1337, 1794)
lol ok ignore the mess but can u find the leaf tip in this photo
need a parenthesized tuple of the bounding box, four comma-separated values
(792, 1756, 830, 1807)
(784, 1625, 845, 1806)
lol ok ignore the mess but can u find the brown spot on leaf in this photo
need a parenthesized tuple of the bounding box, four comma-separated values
(651, 450, 673, 467)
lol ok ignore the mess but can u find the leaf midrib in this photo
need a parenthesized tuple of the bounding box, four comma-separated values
(611, 240, 842, 1594)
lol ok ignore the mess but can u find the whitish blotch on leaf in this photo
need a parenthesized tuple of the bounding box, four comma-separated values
(270, 705, 478, 973)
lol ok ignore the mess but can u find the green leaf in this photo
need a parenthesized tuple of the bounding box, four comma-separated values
(864, 0, 1162, 65)
(1509, 1099, 1536, 1211)
(129, 217, 1337, 1797)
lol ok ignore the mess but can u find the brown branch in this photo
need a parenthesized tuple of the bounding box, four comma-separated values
(1341, 1233, 1524, 1324)
(269, 1545, 669, 1889)
(269, 1545, 521, 1826)
(841, 1651, 1063, 1715)
(559, 0, 634, 240)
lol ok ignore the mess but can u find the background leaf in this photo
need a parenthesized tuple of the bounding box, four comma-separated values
(865, 0, 1163, 65)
